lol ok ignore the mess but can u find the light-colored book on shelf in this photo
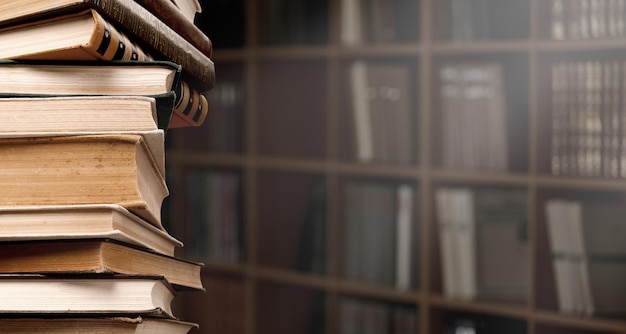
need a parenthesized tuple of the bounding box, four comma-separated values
(395, 184, 414, 290)
(437, 187, 529, 302)
(349, 61, 413, 164)
(439, 62, 508, 171)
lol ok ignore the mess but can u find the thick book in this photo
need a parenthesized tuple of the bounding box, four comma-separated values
(0, 274, 175, 318)
(0, 2, 215, 91)
(0, 95, 160, 134)
(134, 0, 209, 54)
(0, 60, 180, 96)
(0, 204, 181, 257)
(0, 95, 166, 175)
(0, 316, 197, 334)
(0, 239, 203, 290)
(0, 61, 207, 128)
(168, 0, 203, 23)
(0, 134, 168, 229)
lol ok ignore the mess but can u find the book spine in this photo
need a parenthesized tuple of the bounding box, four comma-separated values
(395, 184, 413, 290)
(134, 0, 212, 57)
(87, 10, 153, 61)
(168, 81, 209, 128)
(86, 0, 215, 91)
(551, 62, 568, 176)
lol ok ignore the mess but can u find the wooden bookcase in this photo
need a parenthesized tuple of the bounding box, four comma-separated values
(165, 0, 626, 333)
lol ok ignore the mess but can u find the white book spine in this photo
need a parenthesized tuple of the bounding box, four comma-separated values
(350, 61, 374, 162)
(435, 188, 457, 298)
(454, 189, 477, 300)
(546, 199, 576, 314)
(395, 184, 413, 290)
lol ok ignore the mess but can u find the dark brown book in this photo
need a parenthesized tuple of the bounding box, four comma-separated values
(0, 0, 215, 91)
(134, 0, 212, 57)
(0, 239, 203, 290)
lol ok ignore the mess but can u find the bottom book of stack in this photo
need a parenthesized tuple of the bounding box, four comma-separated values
(0, 275, 196, 334)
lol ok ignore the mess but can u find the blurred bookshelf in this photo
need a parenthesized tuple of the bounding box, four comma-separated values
(164, 0, 626, 333)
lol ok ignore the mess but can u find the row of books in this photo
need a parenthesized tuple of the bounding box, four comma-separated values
(439, 62, 509, 171)
(435, 187, 529, 302)
(448, 0, 527, 42)
(550, 60, 626, 178)
(349, 61, 414, 165)
(342, 180, 416, 290)
(551, 0, 626, 40)
(339, 297, 417, 334)
(0, 0, 215, 331)
(185, 170, 243, 264)
(340, 0, 419, 45)
(546, 199, 626, 316)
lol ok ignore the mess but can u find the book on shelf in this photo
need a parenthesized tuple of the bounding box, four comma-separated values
(550, 0, 626, 40)
(435, 187, 529, 302)
(0, 239, 203, 290)
(0, 0, 215, 92)
(349, 61, 413, 164)
(0, 316, 197, 334)
(0, 204, 181, 257)
(549, 59, 626, 178)
(185, 170, 243, 263)
(545, 198, 626, 316)
(340, 0, 417, 45)
(0, 274, 176, 318)
(343, 180, 415, 289)
(0, 134, 168, 229)
(262, 0, 327, 45)
(295, 179, 327, 275)
(205, 71, 246, 152)
(339, 297, 417, 334)
(439, 62, 508, 171)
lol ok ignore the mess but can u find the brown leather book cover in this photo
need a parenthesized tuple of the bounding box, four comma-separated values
(134, 0, 212, 58)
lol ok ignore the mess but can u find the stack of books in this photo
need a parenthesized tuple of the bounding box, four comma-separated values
(0, 0, 214, 332)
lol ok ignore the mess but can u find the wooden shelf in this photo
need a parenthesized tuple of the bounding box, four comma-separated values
(166, 0, 626, 332)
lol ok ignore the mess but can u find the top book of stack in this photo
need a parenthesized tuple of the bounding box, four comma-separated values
(0, 0, 215, 92)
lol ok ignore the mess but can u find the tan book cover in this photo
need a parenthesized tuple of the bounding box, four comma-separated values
(0, 275, 176, 318)
(0, 239, 203, 290)
(0, 204, 181, 257)
(0, 134, 168, 229)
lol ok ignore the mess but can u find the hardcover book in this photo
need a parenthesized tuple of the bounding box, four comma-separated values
(0, 1, 215, 91)
(0, 204, 182, 257)
(0, 275, 176, 318)
(0, 239, 203, 290)
(0, 134, 168, 229)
